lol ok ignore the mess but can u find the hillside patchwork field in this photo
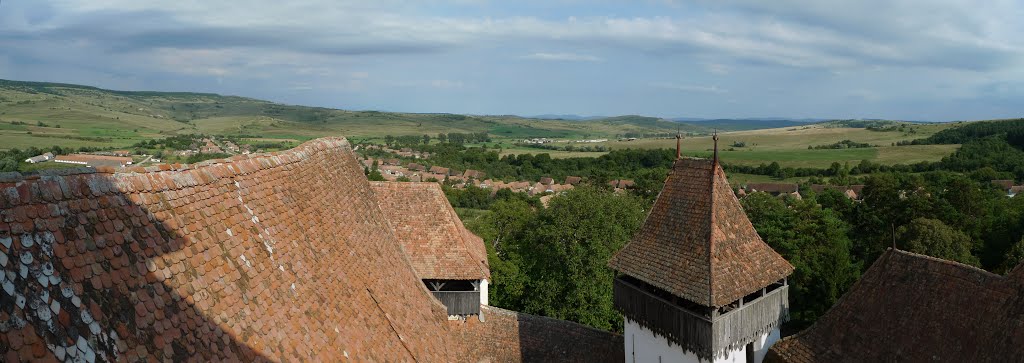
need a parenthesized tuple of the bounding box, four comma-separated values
(504, 123, 960, 168)
(0, 79, 966, 170)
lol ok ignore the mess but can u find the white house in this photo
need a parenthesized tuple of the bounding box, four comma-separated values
(24, 152, 54, 163)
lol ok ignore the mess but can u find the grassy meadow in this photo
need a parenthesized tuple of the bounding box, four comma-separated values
(508, 123, 961, 168)
(0, 79, 966, 171)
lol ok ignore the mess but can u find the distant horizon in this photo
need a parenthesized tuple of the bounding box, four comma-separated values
(1, 1, 1021, 122)
(0, 77, 996, 124)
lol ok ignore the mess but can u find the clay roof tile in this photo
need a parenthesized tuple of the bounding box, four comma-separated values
(608, 158, 793, 307)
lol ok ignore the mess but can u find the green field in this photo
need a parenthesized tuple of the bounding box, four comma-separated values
(0, 79, 968, 170)
(499, 123, 961, 168)
(0, 79, 702, 153)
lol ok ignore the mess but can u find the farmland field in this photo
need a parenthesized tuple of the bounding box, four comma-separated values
(0, 79, 967, 170)
(500, 123, 961, 168)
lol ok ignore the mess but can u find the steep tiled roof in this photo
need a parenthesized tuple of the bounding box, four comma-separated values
(370, 182, 490, 280)
(454, 306, 623, 362)
(608, 157, 793, 307)
(0, 138, 458, 361)
(767, 249, 1024, 363)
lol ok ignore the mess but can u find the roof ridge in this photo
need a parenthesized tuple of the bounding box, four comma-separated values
(890, 248, 1003, 278)
(706, 159, 717, 305)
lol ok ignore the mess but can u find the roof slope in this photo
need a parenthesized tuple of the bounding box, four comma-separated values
(0, 138, 457, 361)
(767, 249, 1024, 363)
(608, 157, 793, 307)
(454, 305, 623, 362)
(370, 182, 489, 280)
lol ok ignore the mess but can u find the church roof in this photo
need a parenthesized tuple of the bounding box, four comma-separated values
(455, 306, 623, 362)
(608, 157, 793, 307)
(370, 182, 489, 280)
(0, 138, 614, 362)
(767, 249, 1024, 363)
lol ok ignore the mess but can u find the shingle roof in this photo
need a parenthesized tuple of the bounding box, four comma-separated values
(608, 157, 793, 307)
(0, 138, 458, 361)
(454, 306, 623, 362)
(767, 249, 1024, 363)
(370, 182, 490, 280)
(992, 179, 1015, 190)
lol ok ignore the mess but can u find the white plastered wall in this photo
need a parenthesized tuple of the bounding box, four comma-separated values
(624, 319, 780, 363)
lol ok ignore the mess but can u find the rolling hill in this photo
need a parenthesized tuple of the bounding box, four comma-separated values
(0, 79, 717, 150)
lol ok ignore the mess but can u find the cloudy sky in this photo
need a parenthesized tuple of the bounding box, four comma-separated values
(1, 1, 1022, 121)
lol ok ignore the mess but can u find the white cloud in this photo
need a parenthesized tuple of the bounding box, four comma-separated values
(521, 52, 602, 62)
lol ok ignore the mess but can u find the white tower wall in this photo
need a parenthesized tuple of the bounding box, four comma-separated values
(623, 319, 780, 363)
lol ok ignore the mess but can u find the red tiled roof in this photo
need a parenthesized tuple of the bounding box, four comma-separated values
(767, 249, 1024, 363)
(463, 170, 486, 179)
(565, 176, 582, 185)
(0, 138, 458, 361)
(746, 183, 798, 194)
(453, 306, 623, 362)
(608, 157, 793, 307)
(429, 165, 450, 175)
(370, 182, 490, 280)
(993, 179, 1015, 190)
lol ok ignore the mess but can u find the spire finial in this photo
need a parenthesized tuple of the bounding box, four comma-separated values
(712, 129, 720, 166)
(675, 126, 682, 160)
(892, 223, 897, 250)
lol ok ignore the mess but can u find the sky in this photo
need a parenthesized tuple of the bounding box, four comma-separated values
(0, 0, 1022, 121)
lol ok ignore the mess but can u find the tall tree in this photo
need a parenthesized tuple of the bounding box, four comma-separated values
(897, 218, 979, 266)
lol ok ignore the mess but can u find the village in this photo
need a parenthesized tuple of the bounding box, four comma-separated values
(2, 137, 1021, 362)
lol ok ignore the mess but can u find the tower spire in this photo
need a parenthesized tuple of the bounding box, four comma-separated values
(712, 129, 720, 166)
(675, 126, 682, 160)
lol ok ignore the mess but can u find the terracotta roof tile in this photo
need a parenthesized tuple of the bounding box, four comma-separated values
(0, 138, 460, 362)
(768, 249, 1024, 363)
(370, 182, 489, 280)
(453, 305, 623, 362)
(608, 157, 793, 307)
(0, 137, 617, 362)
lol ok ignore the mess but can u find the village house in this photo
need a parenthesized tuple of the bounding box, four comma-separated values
(463, 169, 486, 180)
(608, 179, 635, 190)
(407, 162, 426, 172)
(608, 139, 794, 363)
(993, 180, 1023, 197)
(429, 165, 450, 175)
(744, 183, 799, 196)
(24, 152, 54, 164)
(528, 182, 547, 196)
(565, 176, 582, 185)
(992, 179, 1015, 191)
(539, 177, 554, 185)
(54, 154, 134, 168)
